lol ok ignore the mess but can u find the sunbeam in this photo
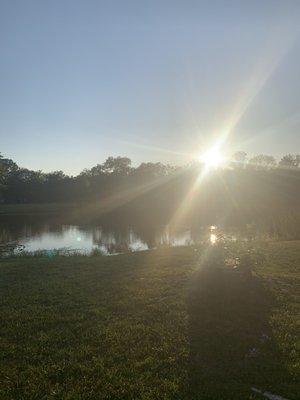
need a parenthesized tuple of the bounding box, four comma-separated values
(218, 27, 299, 147)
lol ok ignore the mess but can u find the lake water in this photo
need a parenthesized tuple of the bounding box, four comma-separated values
(0, 215, 222, 255)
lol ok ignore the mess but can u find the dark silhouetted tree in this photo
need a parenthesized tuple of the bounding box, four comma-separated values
(102, 157, 132, 176)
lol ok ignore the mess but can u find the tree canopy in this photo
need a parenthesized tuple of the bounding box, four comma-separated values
(0, 152, 299, 205)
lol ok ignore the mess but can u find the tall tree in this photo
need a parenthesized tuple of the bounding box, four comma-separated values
(101, 157, 132, 176)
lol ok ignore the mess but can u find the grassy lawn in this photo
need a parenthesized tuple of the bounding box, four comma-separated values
(0, 242, 299, 399)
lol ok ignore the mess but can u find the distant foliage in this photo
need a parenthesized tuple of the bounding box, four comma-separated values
(0, 153, 299, 224)
(232, 151, 247, 165)
(279, 154, 300, 168)
(248, 154, 277, 168)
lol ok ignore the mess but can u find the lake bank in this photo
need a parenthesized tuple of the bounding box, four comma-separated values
(1, 241, 299, 399)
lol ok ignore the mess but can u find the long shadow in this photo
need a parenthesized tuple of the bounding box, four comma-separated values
(186, 258, 294, 399)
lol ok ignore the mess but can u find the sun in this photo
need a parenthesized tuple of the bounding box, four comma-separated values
(198, 146, 224, 168)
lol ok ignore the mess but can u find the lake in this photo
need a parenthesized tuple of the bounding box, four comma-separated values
(0, 214, 223, 255)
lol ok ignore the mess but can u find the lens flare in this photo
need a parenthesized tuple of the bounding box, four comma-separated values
(199, 146, 224, 168)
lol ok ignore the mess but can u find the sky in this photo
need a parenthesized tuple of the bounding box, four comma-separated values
(0, 0, 300, 175)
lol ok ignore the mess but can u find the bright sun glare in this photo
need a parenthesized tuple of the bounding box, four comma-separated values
(199, 147, 224, 168)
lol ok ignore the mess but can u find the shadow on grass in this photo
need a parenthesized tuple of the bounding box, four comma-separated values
(186, 261, 293, 400)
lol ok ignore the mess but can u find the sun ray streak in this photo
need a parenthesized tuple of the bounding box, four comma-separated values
(169, 165, 209, 227)
(220, 30, 299, 146)
(118, 140, 191, 158)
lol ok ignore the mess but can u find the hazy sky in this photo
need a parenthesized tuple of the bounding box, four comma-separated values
(1, 1, 300, 175)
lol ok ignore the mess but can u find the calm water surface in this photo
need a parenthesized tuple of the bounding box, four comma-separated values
(0, 215, 222, 255)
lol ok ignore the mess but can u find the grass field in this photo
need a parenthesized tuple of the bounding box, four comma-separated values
(0, 241, 299, 399)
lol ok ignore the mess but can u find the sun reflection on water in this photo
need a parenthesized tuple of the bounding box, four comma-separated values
(209, 225, 217, 244)
(210, 233, 217, 245)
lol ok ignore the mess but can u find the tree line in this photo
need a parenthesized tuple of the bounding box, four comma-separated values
(0, 152, 299, 205)
(232, 152, 300, 168)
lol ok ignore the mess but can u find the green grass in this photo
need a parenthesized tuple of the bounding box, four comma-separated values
(0, 242, 299, 399)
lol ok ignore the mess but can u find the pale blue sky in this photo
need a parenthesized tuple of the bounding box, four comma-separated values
(1, 0, 300, 175)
